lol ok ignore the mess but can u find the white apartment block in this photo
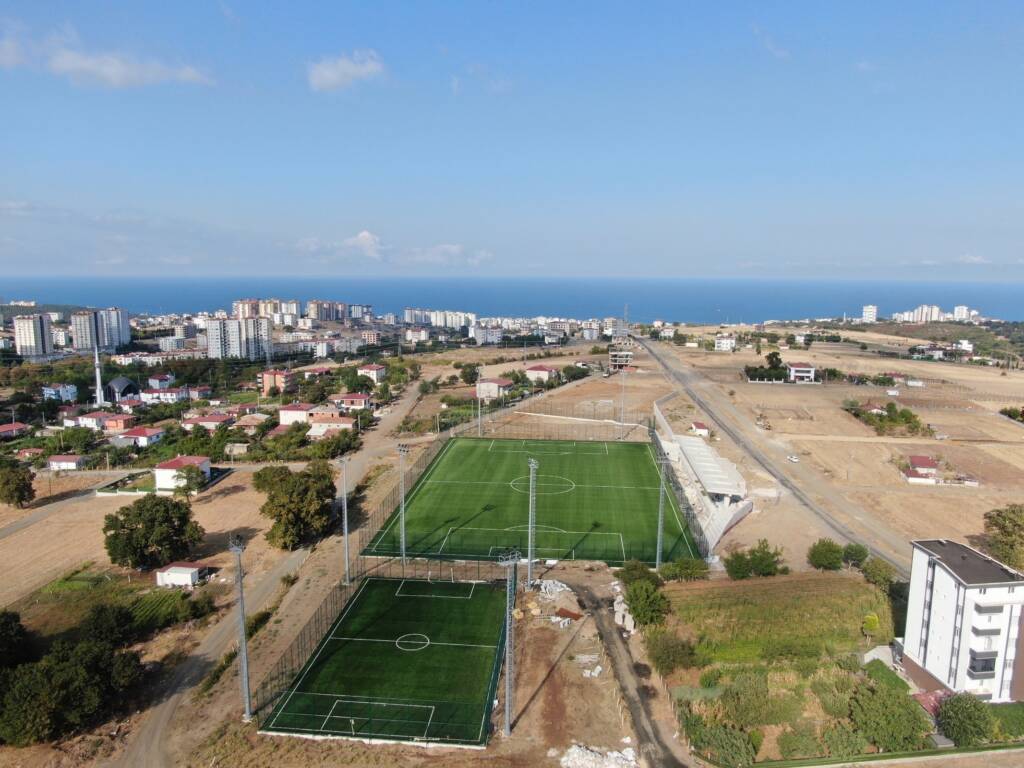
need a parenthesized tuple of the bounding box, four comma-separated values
(901, 540, 1024, 702)
(14, 314, 53, 357)
(954, 305, 970, 321)
(862, 305, 878, 323)
(206, 318, 271, 360)
(714, 335, 736, 352)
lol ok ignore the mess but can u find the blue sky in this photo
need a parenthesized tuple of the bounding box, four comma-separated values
(1, 2, 1022, 278)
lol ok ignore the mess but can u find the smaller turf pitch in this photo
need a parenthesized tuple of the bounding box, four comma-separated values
(262, 577, 506, 746)
(367, 437, 696, 565)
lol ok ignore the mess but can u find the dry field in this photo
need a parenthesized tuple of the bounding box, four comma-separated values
(0, 470, 104, 528)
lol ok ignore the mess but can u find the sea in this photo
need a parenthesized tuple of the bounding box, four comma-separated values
(2, 277, 1022, 324)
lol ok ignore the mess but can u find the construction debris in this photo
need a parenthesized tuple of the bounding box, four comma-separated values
(539, 579, 571, 598)
(550, 616, 571, 629)
(559, 744, 638, 768)
(582, 664, 603, 678)
(574, 654, 600, 666)
(613, 595, 636, 634)
(556, 607, 584, 621)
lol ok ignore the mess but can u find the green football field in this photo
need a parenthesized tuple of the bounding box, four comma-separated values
(262, 577, 506, 745)
(366, 437, 696, 565)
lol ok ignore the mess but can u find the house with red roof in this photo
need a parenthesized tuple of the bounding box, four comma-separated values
(154, 456, 211, 491)
(0, 422, 30, 440)
(307, 414, 355, 440)
(181, 413, 235, 432)
(691, 421, 710, 438)
(330, 392, 373, 411)
(278, 402, 315, 426)
(258, 369, 296, 397)
(525, 364, 560, 384)
(113, 426, 166, 448)
(48, 454, 86, 471)
(357, 363, 387, 385)
(785, 362, 817, 383)
(147, 373, 176, 390)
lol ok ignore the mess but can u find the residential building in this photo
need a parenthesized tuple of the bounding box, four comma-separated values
(581, 327, 600, 341)
(159, 336, 185, 351)
(525, 364, 559, 384)
(361, 330, 382, 346)
(42, 383, 78, 402)
(469, 326, 504, 345)
(954, 305, 970, 321)
(357, 363, 387, 385)
(48, 454, 86, 471)
(307, 414, 355, 440)
(862, 305, 878, 324)
(206, 317, 271, 360)
(114, 426, 165, 448)
(900, 539, 1024, 702)
(140, 387, 190, 404)
(232, 299, 260, 319)
(405, 327, 430, 343)
(714, 335, 736, 352)
(98, 307, 131, 348)
(148, 373, 176, 389)
(691, 421, 711, 438)
(908, 455, 939, 476)
(608, 347, 634, 370)
(182, 414, 234, 432)
(476, 378, 514, 401)
(0, 422, 30, 440)
(785, 362, 817, 383)
(71, 311, 102, 351)
(330, 392, 372, 411)
(51, 327, 71, 347)
(278, 403, 315, 425)
(258, 369, 296, 396)
(14, 314, 53, 357)
(154, 456, 211, 491)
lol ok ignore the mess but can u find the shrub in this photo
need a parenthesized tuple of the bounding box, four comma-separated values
(850, 683, 931, 752)
(724, 539, 786, 580)
(811, 674, 855, 718)
(616, 559, 662, 588)
(626, 581, 669, 626)
(700, 667, 723, 689)
(660, 557, 709, 582)
(722, 673, 803, 728)
(992, 702, 1024, 738)
(862, 557, 897, 591)
(245, 610, 273, 639)
(723, 549, 753, 580)
(749, 728, 764, 755)
(843, 543, 870, 568)
(938, 693, 996, 746)
(681, 707, 757, 768)
(807, 538, 844, 570)
(778, 721, 821, 759)
(81, 603, 136, 646)
(823, 722, 868, 757)
(644, 629, 697, 676)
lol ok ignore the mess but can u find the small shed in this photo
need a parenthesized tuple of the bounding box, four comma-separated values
(155, 561, 210, 589)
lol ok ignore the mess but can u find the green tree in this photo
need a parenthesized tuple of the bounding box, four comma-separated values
(807, 538, 845, 570)
(375, 382, 391, 403)
(862, 612, 880, 639)
(80, 603, 136, 646)
(862, 557, 897, 591)
(0, 610, 29, 669)
(102, 495, 205, 569)
(937, 692, 995, 747)
(843, 542, 870, 568)
(849, 684, 931, 752)
(615, 559, 662, 587)
(625, 580, 669, 626)
(252, 464, 293, 493)
(659, 557, 709, 582)
(0, 462, 35, 508)
(765, 351, 783, 370)
(258, 463, 336, 550)
(173, 464, 207, 502)
(982, 504, 1024, 570)
(459, 364, 480, 385)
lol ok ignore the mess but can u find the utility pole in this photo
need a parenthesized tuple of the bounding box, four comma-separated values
(340, 456, 351, 585)
(526, 458, 538, 586)
(229, 534, 252, 721)
(499, 551, 519, 737)
(398, 445, 409, 563)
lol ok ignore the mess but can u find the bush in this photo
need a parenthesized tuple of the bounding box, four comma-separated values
(699, 667, 723, 689)
(823, 722, 868, 757)
(938, 693, 996, 746)
(843, 543, 870, 568)
(811, 673, 855, 718)
(992, 702, 1024, 738)
(644, 629, 697, 676)
(850, 683, 931, 752)
(680, 706, 757, 768)
(862, 557, 897, 591)
(659, 557, 709, 582)
(778, 721, 821, 759)
(807, 538, 844, 570)
(0, 610, 30, 670)
(626, 581, 669, 626)
(245, 610, 273, 639)
(80, 603, 136, 646)
(722, 673, 803, 728)
(724, 539, 786, 580)
(616, 559, 662, 587)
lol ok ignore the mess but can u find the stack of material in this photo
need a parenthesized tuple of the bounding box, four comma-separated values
(539, 579, 571, 598)
(613, 595, 636, 634)
(559, 745, 638, 768)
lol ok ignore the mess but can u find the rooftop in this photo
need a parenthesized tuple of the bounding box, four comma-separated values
(49, 454, 84, 462)
(121, 426, 165, 437)
(914, 539, 1024, 586)
(786, 362, 815, 369)
(909, 455, 939, 469)
(481, 378, 514, 386)
(156, 455, 210, 470)
(358, 363, 386, 371)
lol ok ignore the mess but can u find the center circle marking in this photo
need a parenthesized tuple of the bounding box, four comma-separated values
(509, 474, 576, 495)
(395, 633, 430, 652)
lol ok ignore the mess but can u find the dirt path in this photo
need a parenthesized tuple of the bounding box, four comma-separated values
(570, 581, 687, 768)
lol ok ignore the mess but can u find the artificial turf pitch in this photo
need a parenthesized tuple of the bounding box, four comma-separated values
(262, 577, 506, 745)
(367, 437, 697, 565)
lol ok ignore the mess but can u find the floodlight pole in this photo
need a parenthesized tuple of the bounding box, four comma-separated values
(477, 397, 482, 437)
(340, 456, 350, 585)
(398, 445, 409, 563)
(619, 366, 626, 440)
(499, 551, 519, 737)
(656, 457, 667, 570)
(526, 458, 539, 586)
(229, 534, 252, 721)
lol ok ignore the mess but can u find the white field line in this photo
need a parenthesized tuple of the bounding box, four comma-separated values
(320, 699, 340, 731)
(395, 580, 476, 600)
(329, 636, 497, 650)
(371, 438, 455, 551)
(425, 478, 659, 491)
(270, 578, 372, 729)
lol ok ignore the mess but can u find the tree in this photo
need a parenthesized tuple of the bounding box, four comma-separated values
(258, 464, 336, 550)
(807, 538, 844, 570)
(103, 495, 205, 569)
(615, 559, 662, 587)
(625, 580, 669, 626)
(849, 684, 931, 752)
(861, 612, 880, 639)
(253, 464, 292, 493)
(80, 603, 136, 646)
(0, 610, 29, 669)
(459, 364, 480, 385)
(937, 693, 995, 747)
(726, 539, 786, 579)
(0, 462, 35, 508)
(765, 351, 783, 370)
(982, 504, 1024, 570)
(862, 557, 897, 591)
(375, 382, 391, 403)
(173, 464, 207, 501)
(843, 542, 870, 568)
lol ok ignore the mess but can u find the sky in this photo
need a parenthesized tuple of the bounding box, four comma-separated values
(1, 2, 1022, 278)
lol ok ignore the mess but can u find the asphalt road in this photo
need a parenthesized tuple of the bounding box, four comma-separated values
(639, 338, 911, 578)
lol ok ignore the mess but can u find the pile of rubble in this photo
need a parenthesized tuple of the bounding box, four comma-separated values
(559, 744, 638, 768)
(612, 591, 636, 634)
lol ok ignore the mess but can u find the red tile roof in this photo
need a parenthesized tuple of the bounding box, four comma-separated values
(786, 362, 815, 369)
(480, 378, 514, 387)
(279, 402, 313, 411)
(49, 454, 84, 462)
(692, 421, 709, 431)
(156, 456, 210, 470)
(909, 455, 939, 469)
(526, 364, 558, 372)
(183, 414, 233, 424)
(120, 426, 165, 438)
(0, 422, 29, 434)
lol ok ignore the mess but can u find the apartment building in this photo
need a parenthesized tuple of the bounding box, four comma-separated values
(13, 314, 53, 357)
(71, 308, 130, 351)
(900, 539, 1024, 702)
(258, 369, 296, 396)
(862, 305, 878, 323)
(206, 318, 271, 360)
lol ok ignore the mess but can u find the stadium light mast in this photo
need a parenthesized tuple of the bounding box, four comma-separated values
(656, 456, 667, 570)
(477, 397, 482, 437)
(499, 550, 519, 737)
(526, 458, 539, 586)
(398, 445, 409, 563)
(340, 456, 351, 585)
(229, 534, 252, 721)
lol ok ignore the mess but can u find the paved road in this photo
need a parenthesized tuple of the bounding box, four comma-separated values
(107, 385, 426, 768)
(640, 338, 911, 577)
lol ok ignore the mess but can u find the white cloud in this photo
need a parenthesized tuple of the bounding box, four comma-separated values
(752, 25, 790, 60)
(293, 230, 492, 269)
(0, 32, 22, 68)
(307, 49, 383, 92)
(343, 230, 384, 259)
(958, 253, 990, 265)
(47, 48, 212, 88)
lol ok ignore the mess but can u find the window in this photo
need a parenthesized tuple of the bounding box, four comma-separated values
(980, 588, 988, 595)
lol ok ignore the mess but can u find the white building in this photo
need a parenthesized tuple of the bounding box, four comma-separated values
(155, 562, 209, 589)
(278, 402, 315, 425)
(357, 364, 387, 385)
(900, 540, 1024, 702)
(954, 305, 970, 321)
(476, 378, 513, 401)
(862, 305, 878, 324)
(206, 317, 271, 360)
(14, 314, 53, 357)
(41, 382, 77, 402)
(525, 364, 559, 384)
(154, 456, 211, 491)
(48, 454, 86, 471)
(714, 335, 736, 352)
(785, 362, 817, 383)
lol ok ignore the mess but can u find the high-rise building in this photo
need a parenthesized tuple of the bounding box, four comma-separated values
(14, 314, 53, 357)
(98, 307, 131, 348)
(71, 311, 101, 351)
(954, 305, 970, 321)
(861, 305, 878, 324)
(305, 300, 336, 321)
(206, 318, 271, 360)
(232, 299, 260, 319)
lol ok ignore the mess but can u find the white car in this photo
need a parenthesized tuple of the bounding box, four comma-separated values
(786, 455, 800, 463)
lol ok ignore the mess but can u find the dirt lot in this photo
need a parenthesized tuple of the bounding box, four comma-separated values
(0, 470, 281, 609)
(0, 470, 105, 528)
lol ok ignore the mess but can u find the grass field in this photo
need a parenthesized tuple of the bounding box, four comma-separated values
(262, 577, 506, 746)
(366, 437, 696, 565)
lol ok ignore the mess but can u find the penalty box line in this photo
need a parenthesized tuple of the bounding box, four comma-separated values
(439, 526, 626, 561)
(395, 579, 476, 599)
